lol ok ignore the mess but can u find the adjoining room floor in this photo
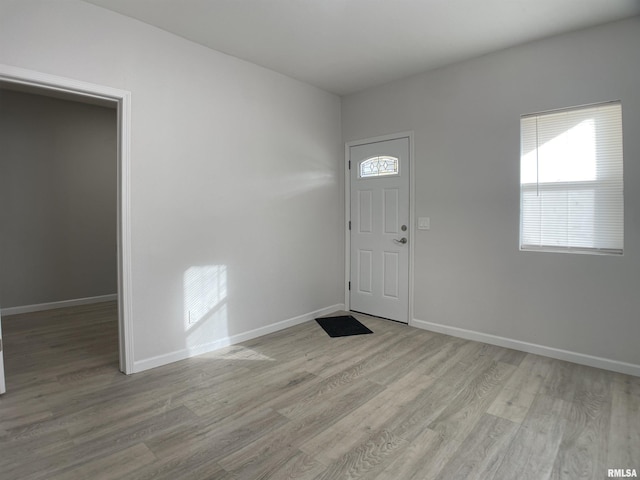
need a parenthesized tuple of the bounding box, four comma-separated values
(0, 302, 638, 479)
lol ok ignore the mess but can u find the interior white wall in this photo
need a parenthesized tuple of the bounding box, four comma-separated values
(342, 17, 640, 368)
(0, 0, 344, 369)
(0, 89, 117, 308)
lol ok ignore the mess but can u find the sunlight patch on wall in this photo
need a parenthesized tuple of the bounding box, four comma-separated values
(183, 265, 228, 348)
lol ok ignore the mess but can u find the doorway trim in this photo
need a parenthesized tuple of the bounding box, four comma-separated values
(0, 64, 134, 374)
(344, 131, 415, 324)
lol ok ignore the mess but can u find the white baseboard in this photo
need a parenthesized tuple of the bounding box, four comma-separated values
(1, 294, 118, 316)
(411, 318, 640, 377)
(133, 303, 345, 373)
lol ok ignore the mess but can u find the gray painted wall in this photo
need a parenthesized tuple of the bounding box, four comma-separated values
(342, 17, 640, 367)
(0, 0, 344, 368)
(0, 89, 117, 308)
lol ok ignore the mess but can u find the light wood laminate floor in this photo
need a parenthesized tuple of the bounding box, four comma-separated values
(0, 302, 638, 479)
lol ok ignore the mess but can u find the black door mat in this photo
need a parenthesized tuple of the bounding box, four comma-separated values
(315, 315, 373, 337)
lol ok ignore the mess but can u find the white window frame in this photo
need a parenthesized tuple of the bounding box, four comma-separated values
(519, 101, 623, 256)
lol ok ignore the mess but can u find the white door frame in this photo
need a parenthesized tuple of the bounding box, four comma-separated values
(345, 131, 415, 324)
(0, 319, 5, 393)
(0, 64, 134, 375)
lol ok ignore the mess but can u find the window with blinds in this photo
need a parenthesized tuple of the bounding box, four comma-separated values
(520, 102, 623, 255)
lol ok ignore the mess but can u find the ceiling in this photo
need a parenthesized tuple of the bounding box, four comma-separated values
(84, 0, 640, 96)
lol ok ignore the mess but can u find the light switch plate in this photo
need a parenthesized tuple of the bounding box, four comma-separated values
(418, 217, 430, 230)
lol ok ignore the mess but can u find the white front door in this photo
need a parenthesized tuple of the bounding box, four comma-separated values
(350, 137, 410, 323)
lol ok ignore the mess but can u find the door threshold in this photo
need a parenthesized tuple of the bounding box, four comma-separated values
(349, 310, 409, 325)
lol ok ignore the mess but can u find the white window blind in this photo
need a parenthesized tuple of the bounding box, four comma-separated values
(520, 102, 623, 255)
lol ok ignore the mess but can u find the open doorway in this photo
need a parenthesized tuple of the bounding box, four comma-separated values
(0, 65, 133, 393)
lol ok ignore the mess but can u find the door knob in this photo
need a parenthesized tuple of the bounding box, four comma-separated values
(394, 237, 408, 244)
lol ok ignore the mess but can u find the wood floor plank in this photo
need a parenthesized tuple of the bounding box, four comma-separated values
(267, 336, 412, 419)
(144, 405, 289, 466)
(428, 358, 515, 434)
(495, 347, 528, 366)
(493, 394, 572, 480)
(46, 443, 156, 480)
(549, 366, 613, 480)
(405, 335, 471, 379)
(372, 426, 443, 480)
(385, 343, 514, 443)
(10, 406, 198, 480)
(487, 353, 555, 423)
(541, 358, 582, 402)
(218, 379, 384, 478)
(0, 429, 73, 473)
(303, 331, 400, 379)
(607, 373, 640, 471)
(376, 360, 516, 478)
(127, 450, 236, 480)
(434, 413, 519, 480)
(299, 370, 434, 464)
(313, 429, 409, 480)
(364, 332, 459, 385)
(255, 450, 326, 480)
(0, 398, 52, 431)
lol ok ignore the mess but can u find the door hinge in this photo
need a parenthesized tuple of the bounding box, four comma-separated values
(348, 281, 351, 291)
(348, 220, 351, 230)
(348, 160, 351, 170)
